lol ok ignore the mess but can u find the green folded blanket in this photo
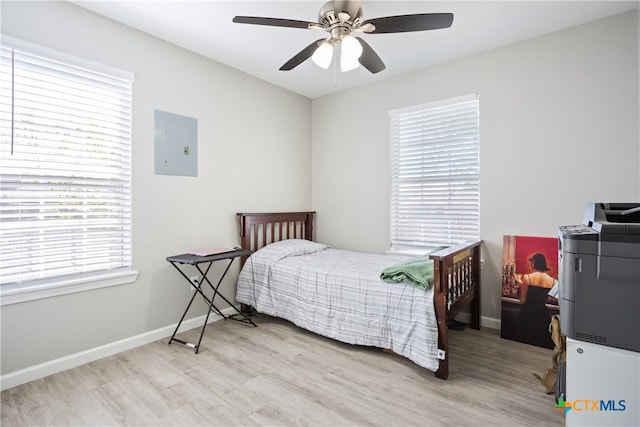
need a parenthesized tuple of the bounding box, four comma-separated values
(380, 248, 447, 289)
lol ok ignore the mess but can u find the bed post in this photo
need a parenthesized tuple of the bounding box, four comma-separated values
(432, 257, 449, 380)
(236, 213, 251, 268)
(304, 211, 314, 241)
(470, 244, 481, 330)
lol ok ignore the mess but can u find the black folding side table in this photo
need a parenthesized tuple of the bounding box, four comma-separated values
(166, 248, 256, 353)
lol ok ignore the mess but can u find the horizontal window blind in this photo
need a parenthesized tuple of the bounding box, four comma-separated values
(0, 42, 133, 286)
(390, 94, 479, 250)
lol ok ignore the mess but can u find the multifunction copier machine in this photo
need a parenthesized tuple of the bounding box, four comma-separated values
(558, 202, 640, 353)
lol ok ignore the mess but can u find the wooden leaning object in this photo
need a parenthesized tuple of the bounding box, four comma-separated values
(236, 211, 481, 380)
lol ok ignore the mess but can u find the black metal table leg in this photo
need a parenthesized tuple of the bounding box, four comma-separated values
(197, 261, 257, 327)
(165, 248, 255, 353)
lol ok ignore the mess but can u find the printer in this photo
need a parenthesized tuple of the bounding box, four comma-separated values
(558, 202, 640, 353)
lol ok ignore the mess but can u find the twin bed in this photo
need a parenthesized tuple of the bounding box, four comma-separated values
(235, 211, 481, 379)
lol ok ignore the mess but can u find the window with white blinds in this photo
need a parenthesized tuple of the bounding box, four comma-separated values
(389, 94, 479, 252)
(0, 38, 134, 297)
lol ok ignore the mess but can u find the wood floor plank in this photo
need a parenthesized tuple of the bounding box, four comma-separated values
(1, 314, 564, 426)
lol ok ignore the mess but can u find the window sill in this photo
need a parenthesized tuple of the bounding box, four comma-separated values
(0, 269, 139, 306)
(386, 247, 438, 256)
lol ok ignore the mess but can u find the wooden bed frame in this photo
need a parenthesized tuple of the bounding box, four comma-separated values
(236, 211, 481, 380)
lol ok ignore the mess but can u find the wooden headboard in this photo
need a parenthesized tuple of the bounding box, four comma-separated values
(236, 212, 315, 265)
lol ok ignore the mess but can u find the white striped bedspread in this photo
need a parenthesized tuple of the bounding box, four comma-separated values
(235, 239, 439, 371)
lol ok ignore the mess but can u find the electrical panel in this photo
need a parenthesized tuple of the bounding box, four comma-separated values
(154, 110, 198, 177)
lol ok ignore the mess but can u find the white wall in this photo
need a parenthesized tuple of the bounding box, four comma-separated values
(1, 1, 638, 384)
(0, 1, 311, 377)
(312, 10, 640, 322)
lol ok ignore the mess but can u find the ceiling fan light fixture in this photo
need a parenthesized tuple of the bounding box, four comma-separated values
(340, 55, 360, 72)
(311, 41, 333, 69)
(340, 34, 363, 60)
(234, 4, 454, 75)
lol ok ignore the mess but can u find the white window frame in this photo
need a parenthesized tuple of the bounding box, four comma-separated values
(389, 94, 480, 254)
(0, 36, 137, 305)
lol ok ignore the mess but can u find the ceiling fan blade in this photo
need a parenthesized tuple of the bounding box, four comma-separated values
(363, 13, 453, 34)
(233, 16, 314, 30)
(355, 37, 385, 74)
(333, 0, 361, 19)
(280, 39, 325, 71)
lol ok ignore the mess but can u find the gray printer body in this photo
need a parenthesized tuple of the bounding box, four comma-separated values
(559, 203, 640, 353)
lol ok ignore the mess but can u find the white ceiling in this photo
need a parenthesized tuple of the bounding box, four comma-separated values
(71, 0, 639, 99)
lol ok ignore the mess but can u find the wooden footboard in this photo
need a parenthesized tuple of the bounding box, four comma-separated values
(430, 240, 482, 379)
(236, 212, 481, 380)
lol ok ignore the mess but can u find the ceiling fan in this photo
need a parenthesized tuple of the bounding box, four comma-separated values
(233, 0, 453, 74)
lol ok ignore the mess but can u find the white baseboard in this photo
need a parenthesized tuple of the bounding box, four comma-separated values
(455, 312, 501, 330)
(1, 306, 238, 391)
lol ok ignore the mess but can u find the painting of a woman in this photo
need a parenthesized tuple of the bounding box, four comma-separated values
(501, 236, 558, 349)
(516, 252, 558, 348)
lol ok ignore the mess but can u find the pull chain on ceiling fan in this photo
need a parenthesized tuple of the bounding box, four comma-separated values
(233, 0, 453, 74)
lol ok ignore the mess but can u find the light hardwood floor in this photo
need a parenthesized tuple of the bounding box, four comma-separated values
(1, 314, 564, 426)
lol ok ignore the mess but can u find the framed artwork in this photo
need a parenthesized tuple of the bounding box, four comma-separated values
(500, 235, 559, 349)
